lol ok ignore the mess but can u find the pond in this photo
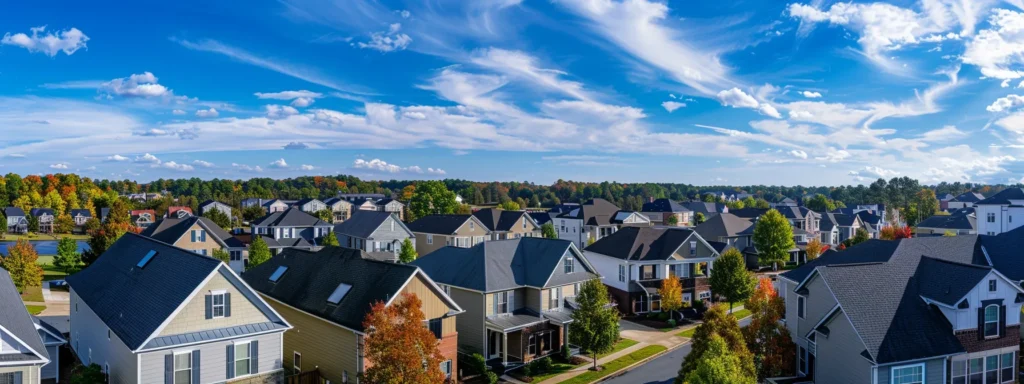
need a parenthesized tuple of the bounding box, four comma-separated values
(0, 240, 90, 255)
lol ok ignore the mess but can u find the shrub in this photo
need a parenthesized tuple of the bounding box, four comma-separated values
(658, 312, 670, 321)
(521, 363, 533, 377)
(561, 345, 572, 359)
(533, 357, 553, 373)
(463, 353, 488, 375)
(485, 371, 499, 384)
(668, 319, 677, 327)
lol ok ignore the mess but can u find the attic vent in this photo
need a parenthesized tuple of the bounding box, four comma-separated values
(137, 250, 157, 268)
(327, 283, 353, 304)
(269, 266, 288, 282)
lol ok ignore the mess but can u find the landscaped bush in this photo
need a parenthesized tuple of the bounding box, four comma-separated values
(561, 345, 572, 359)
(533, 357, 553, 373)
(667, 319, 676, 327)
(485, 371, 499, 384)
(657, 312, 670, 321)
(460, 353, 489, 376)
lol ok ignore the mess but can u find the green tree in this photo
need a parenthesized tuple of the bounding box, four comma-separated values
(203, 207, 232, 229)
(247, 236, 272, 271)
(709, 248, 755, 313)
(702, 194, 716, 203)
(409, 181, 458, 220)
(681, 335, 756, 384)
(944, 230, 957, 237)
(852, 227, 870, 245)
(242, 205, 268, 222)
(752, 209, 795, 269)
(70, 363, 106, 384)
(322, 231, 340, 246)
(913, 188, 938, 225)
(529, 194, 540, 208)
(677, 304, 755, 381)
(54, 237, 82, 275)
(27, 214, 38, 233)
(54, 213, 75, 234)
(541, 222, 557, 239)
(399, 238, 417, 263)
(212, 248, 230, 264)
(695, 212, 706, 224)
(754, 199, 770, 209)
(1, 240, 43, 293)
(666, 214, 679, 226)
(804, 194, 836, 212)
(316, 208, 334, 223)
(498, 200, 521, 211)
(82, 199, 133, 265)
(570, 279, 620, 371)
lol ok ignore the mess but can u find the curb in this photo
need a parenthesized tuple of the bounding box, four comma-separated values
(592, 341, 691, 384)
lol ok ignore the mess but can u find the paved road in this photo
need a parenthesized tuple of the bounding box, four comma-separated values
(603, 317, 752, 384)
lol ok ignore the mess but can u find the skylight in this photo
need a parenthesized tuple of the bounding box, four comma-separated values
(137, 250, 157, 268)
(327, 283, 353, 304)
(269, 266, 288, 282)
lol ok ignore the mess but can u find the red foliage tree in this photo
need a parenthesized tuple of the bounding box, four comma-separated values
(743, 277, 796, 380)
(880, 225, 913, 240)
(362, 292, 446, 384)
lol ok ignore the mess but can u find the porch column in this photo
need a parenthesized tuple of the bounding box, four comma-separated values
(502, 332, 508, 366)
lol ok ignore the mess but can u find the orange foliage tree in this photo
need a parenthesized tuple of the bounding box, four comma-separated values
(879, 225, 913, 240)
(0, 240, 44, 293)
(742, 277, 795, 380)
(362, 292, 446, 384)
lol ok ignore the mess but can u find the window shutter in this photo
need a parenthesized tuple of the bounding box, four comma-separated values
(492, 294, 497, 315)
(192, 230, 196, 242)
(192, 350, 201, 384)
(978, 307, 985, 341)
(201, 230, 206, 242)
(509, 292, 515, 311)
(224, 293, 232, 317)
(226, 345, 235, 379)
(205, 295, 213, 320)
(250, 340, 259, 374)
(1000, 305, 1007, 337)
(164, 353, 173, 384)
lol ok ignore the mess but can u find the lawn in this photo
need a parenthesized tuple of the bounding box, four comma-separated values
(20, 285, 44, 302)
(555, 345, 668, 384)
(530, 339, 639, 382)
(597, 338, 638, 359)
(35, 255, 76, 281)
(730, 308, 752, 320)
(25, 305, 46, 315)
(677, 327, 696, 338)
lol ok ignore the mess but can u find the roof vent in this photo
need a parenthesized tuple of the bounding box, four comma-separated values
(327, 283, 353, 304)
(137, 250, 157, 268)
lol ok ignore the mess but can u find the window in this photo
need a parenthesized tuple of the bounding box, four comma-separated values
(495, 292, 509, 314)
(698, 291, 711, 300)
(683, 292, 692, 302)
(328, 283, 353, 304)
(1001, 352, 1014, 382)
(470, 221, 475, 230)
(293, 352, 301, 374)
(549, 288, 560, 309)
(440, 284, 450, 296)
(137, 250, 157, 268)
(191, 229, 206, 243)
(230, 251, 241, 261)
(428, 318, 443, 339)
(641, 265, 655, 280)
(212, 292, 226, 318)
(988, 212, 996, 223)
(174, 352, 193, 384)
(984, 305, 999, 337)
(689, 241, 697, 256)
(952, 359, 966, 384)
(564, 257, 574, 273)
(651, 294, 661, 312)
(105, 363, 110, 382)
(108, 329, 111, 340)
(440, 360, 452, 379)
(797, 296, 805, 319)
(890, 363, 924, 384)
(234, 343, 251, 377)
(989, 279, 997, 292)
(986, 355, 999, 384)
(1011, 215, 1014, 223)
(798, 346, 807, 374)
(618, 265, 626, 282)
(969, 358, 983, 384)
(522, 220, 527, 229)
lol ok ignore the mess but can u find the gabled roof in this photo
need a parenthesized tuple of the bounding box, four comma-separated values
(473, 209, 532, 232)
(554, 198, 622, 226)
(199, 200, 229, 208)
(980, 226, 1024, 281)
(251, 207, 329, 227)
(641, 199, 691, 213)
(139, 216, 244, 248)
(3, 207, 25, 217)
(679, 202, 726, 215)
(585, 227, 709, 261)
(69, 209, 91, 217)
(0, 267, 48, 362)
(244, 247, 458, 332)
(29, 208, 54, 217)
(731, 206, 811, 220)
(917, 213, 976, 231)
(374, 198, 402, 207)
(166, 206, 192, 216)
(295, 198, 323, 207)
(951, 192, 985, 203)
(333, 211, 408, 239)
(975, 188, 1024, 205)
(916, 257, 992, 306)
(529, 212, 553, 226)
(411, 237, 597, 292)
(406, 214, 482, 235)
(693, 213, 754, 240)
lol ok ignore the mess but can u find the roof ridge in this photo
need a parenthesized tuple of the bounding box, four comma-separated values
(919, 255, 992, 270)
(122, 232, 223, 265)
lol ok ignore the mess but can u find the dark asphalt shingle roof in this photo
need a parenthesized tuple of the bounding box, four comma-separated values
(243, 247, 426, 332)
(3, 207, 25, 217)
(555, 198, 622, 226)
(473, 209, 530, 232)
(585, 226, 705, 261)
(143, 321, 288, 350)
(0, 268, 47, 360)
(139, 216, 244, 247)
(951, 192, 986, 203)
(680, 202, 726, 215)
(916, 257, 991, 306)
(641, 199, 691, 213)
(406, 214, 476, 235)
(252, 207, 329, 227)
(980, 226, 1024, 281)
(693, 213, 754, 240)
(29, 208, 54, 217)
(529, 212, 553, 226)
(731, 206, 813, 220)
(333, 211, 404, 239)
(69, 209, 91, 218)
(917, 213, 976, 231)
(976, 188, 1024, 205)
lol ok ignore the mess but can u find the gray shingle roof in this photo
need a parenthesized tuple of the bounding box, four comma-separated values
(411, 238, 596, 292)
(641, 199, 691, 213)
(0, 268, 47, 361)
(585, 226, 706, 261)
(486, 309, 546, 331)
(139, 216, 244, 248)
(951, 192, 986, 203)
(406, 214, 476, 235)
(69, 209, 91, 218)
(980, 226, 1024, 281)
(693, 213, 754, 240)
(555, 199, 622, 226)
(473, 209, 530, 232)
(252, 207, 329, 227)
(29, 208, 54, 217)
(917, 213, 976, 231)
(680, 202, 726, 215)
(529, 212, 553, 226)
(976, 188, 1024, 205)
(916, 257, 991, 306)
(333, 211, 395, 239)
(34, 315, 69, 336)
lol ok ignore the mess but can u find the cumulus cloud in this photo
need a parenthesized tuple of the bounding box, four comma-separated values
(352, 158, 445, 175)
(987, 95, 1024, 112)
(49, 163, 69, 169)
(788, 110, 813, 119)
(105, 154, 129, 162)
(160, 161, 193, 171)
(964, 9, 1024, 80)
(172, 109, 186, 115)
(269, 158, 288, 168)
(232, 163, 263, 172)
(860, 166, 900, 178)
(134, 153, 160, 163)
(661, 101, 686, 112)
(300, 164, 315, 171)
(358, 23, 412, 52)
(717, 88, 781, 118)
(254, 90, 323, 107)
(801, 91, 822, 98)
(265, 105, 299, 119)
(1, 26, 89, 57)
(100, 72, 172, 98)
(789, 150, 808, 159)
(192, 160, 214, 168)
(195, 108, 219, 118)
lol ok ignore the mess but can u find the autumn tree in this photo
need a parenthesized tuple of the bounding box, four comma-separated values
(203, 207, 232, 229)
(681, 335, 756, 384)
(82, 199, 134, 265)
(363, 292, 447, 384)
(805, 238, 823, 261)
(246, 236, 271, 271)
(743, 277, 795, 380)
(1, 240, 43, 293)
(571, 279, 620, 371)
(27, 214, 39, 233)
(498, 200, 521, 211)
(409, 181, 458, 221)
(752, 209, 795, 269)
(944, 230, 957, 237)
(659, 275, 684, 321)
(541, 223, 557, 239)
(709, 248, 756, 313)
(398, 238, 417, 263)
(54, 213, 75, 234)
(677, 304, 755, 381)
(54, 237, 82, 275)
(212, 248, 231, 264)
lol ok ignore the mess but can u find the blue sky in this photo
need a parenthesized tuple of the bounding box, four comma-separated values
(3, 0, 1024, 185)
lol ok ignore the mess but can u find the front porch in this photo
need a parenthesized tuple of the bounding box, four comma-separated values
(484, 315, 573, 370)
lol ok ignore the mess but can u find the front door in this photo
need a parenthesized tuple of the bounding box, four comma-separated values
(488, 330, 503, 359)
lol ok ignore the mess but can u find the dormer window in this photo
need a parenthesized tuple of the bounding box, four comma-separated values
(984, 305, 1000, 338)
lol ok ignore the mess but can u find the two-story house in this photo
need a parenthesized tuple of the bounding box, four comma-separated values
(28, 208, 54, 234)
(472, 208, 541, 240)
(66, 233, 291, 384)
(5, 207, 28, 234)
(250, 207, 333, 254)
(322, 198, 354, 223)
(166, 206, 193, 219)
(70, 209, 91, 234)
(139, 216, 249, 273)
(244, 246, 463, 383)
(774, 235, 1023, 384)
(584, 227, 720, 316)
(130, 210, 157, 229)
(293, 198, 326, 214)
(332, 211, 414, 262)
(0, 267, 58, 384)
(554, 198, 648, 248)
(819, 212, 864, 245)
(199, 200, 233, 220)
(373, 198, 405, 221)
(411, 237, 599, 369)
(975, 188, 1024, 236)
(679, 202, 729, 224)
(693, 213, 764, 268)
(406, 214, 490, 256)
(916, 209, 977, 236)
(731, 207, 821, 238)
(640, 199, 693, 227)
(948, 192, 986, 210)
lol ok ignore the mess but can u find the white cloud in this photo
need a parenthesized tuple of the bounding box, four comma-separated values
(661, 101, 686, 112)
(172, 109, 186, 115)
(5, 154, 25, 159)
(269, 158, 288, 168)
(789, 150, 808, 159)
(353, 158, 402, 173)
(160, 161, 194, 171)
(49, 163, 69, 169)
(134, 153, 160, 164)
(788, 110, 813, 119)
(291, 97, 315, 107)
(860, 166, 900, 178)
(963, 9, 1024, 80)
(358, 23, 412, 52)
(100, 72, 173, 99)
(801, 91, 822, 98)
(428, 167, 446, 175)
(717, 88, 781, 118)
(300, 164, 315, 171)
(1, 26, 89, 57)
(105, 154, 128, 162)
(469, 48, 590, 101)
(232, 163, 263, 172)
(195, 108, 219, 118)
(265, 105, 299, 119)
(987, 94, 1024, 112)
(758, 104, 782, 118)
(919, 125, 968, 141)
(254, 90, 323, 108)
(192, 160, 214, 168)
(815, 148, 852, 162)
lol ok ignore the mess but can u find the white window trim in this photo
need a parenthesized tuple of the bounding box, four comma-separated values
(427, 234, 433, 245)
(293, 351, 301, 374)
(211, 290, 227, 319)
(173, 350, 193, 384)
(797, 295, 806, 319)
(889, 362, 925, 384)
(618, 265, 625, 282)
(233, 340, 253, 378)
(984, 304, 1000, 338)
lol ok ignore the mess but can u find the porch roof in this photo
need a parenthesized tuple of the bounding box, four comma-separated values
(541, 308, 574, 324)
(486, 309, 547, 332)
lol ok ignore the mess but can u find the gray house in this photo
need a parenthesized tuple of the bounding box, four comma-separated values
(66, 233, 291, 384)
(774, 235, 1024, 384)
(5, 207, 28, 234)
(0, 267, 57, 384)
(29, 208, 55, 234)
(70, 209, 91, 233)
(332, 211, 414, 262)
(199, 200, 233, 220)
(250, 207, 333, 254)
(293, 198, 326, 214)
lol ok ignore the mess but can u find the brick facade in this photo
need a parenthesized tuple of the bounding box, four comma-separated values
(439, 332, 459, 379)
(955, 325, 1021, 353)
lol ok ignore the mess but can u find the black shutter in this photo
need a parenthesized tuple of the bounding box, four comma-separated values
(1000, 305, 1007, 337)
(192, 350, 201, 384)
(226, 345, 235, 379)
(224, 293, 232, 317)
(250, 340, 259, 374)
(164, 353, 173, 384)
(978, 307, 985, 340)
(205, 294, 212, 319)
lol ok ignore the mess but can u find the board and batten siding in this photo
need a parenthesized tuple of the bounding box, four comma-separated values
(138, 331, 282, 384)
(446, 287, 485, 353)
(366, 216, 414, 252)
(812, 310, 872, 383)
(875, 358, 946, 384)
(263, 298, 360, 384)
(158, 271, 271, 337)
(400, 274, 457, 335)
(69, 288, 138, 384)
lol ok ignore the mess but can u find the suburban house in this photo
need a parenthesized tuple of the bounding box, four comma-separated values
(373, 198, 405, 221)
(974, 188, 1024, 236)
(0, 268, 54, 384)
(553, 198, 648, 248)
(679, 202, 728, 224)
(854, 203, 895, 225)
(139, 216, 249, 273)
(244, 247, 463, 383)
(130, 209, 157, 229)
(770, 197, 798, 208)
(640, 198, 693, 227)
(948, 192, 986, 210)
(261, 199, 291, 214)
(239, 198, 266, 209)
(693, 213, 763, 268)
(731, 207, 821, 236)
(411, 237, 599, 369)
(940, 193, 956, 210)
(250, 207, 333, 254)
(322, 198, 354, 223)
(28, 208, 55, 234)
(70, 209, 91, 233)
(774, 234, 1024, 384)
(916, 209, 977, 236)
(199, 200, 233, 220)
(406, 214, 491, 256)
(66, 233, 292, 384)
(831, 208, 883, 238)
(584, 227, 720, 316)
(166, 206, 193, 219)
(819, 212, 865, 245)
(293, 198, 326, 214)
(33, 317, 66, 384)
(332, 211, 414, 262)
(336, 193, 387, 202)
(350, 198, 378, 213)
(472, 208, 541, 240)
(5, 207, 28, 234)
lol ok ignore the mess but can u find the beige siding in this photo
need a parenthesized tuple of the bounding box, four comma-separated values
(453, 219, 487, 238)
(526, 288, 543, 312)
(399, 275, 457, 335)
(0, 365, 40, 383)
(485, 291, 494, 316)
(413, 233, 448, 256)
(447, 288, 485, 353)
(172, 222, 225, 255)
(265, 299, 360, 384)
(159, 272, 271, 337)
(540, 284, 580, 311)
(505, 216, 540, 237)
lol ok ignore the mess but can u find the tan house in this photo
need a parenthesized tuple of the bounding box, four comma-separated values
(139, 216, 249, 273)
(243, 247, 464, 383)
(406, 214, 491, 256)
(472, 208, 542, 240)
(411, 237, 600, 370)
(323, 197, 354, 223)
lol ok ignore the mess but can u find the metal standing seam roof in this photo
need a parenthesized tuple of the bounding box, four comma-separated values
(0, 268, 48, 361)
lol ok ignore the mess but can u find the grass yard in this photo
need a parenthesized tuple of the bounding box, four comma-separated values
(36, 255, 76, 281)
(529, 362, 579, 383)
(20, 285, 43, 302)
(677, 327, 696, 338)
(25, 305, 46, 315)
(597, 338, 638, 360)
(730, 308, 752, 320)
(556, 345, 668, 384)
